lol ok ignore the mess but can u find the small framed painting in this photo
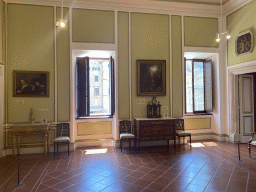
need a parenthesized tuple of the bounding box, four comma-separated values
(236, 29, 253, 56)
(13, 70, 49, 97)
(137, 60, 166, 96)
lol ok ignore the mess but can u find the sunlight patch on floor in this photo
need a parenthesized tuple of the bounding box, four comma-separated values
(84, 148, 108, 154)
(190, 143, 205, 148)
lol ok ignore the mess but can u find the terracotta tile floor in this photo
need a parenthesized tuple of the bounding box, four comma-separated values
(1, 140, 256, 192)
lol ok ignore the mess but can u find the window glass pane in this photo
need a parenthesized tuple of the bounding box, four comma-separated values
(94, 88, 99, 96)
(90, 59, 110, 115)
(186, 60, 193, 113)
(194, 61, 204, 111)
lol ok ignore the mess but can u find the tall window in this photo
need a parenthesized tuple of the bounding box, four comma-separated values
(76, 57, 115, 117)
(185, 59, 212, 114)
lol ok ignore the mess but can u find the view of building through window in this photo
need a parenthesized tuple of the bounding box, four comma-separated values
(186, 60, 206, 113)
(193, 61, 204, 111)
(186, 60, 193, 113)
(89, 59, 110, 115)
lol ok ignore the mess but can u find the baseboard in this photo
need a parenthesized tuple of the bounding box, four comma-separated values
(191, 133, 229, 142)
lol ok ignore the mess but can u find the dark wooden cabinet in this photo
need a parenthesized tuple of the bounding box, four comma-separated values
(134, 118, 177, 148)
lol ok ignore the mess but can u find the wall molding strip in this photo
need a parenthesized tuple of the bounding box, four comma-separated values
(54, 6, 58, 123)
(114, 10, 118, 140)
(181, 15, 185, 118)
(5, 2, 7, 125)
(129, 12, 132, 120)
(5, 0, 249, 18)
(169, 14, 172, 118)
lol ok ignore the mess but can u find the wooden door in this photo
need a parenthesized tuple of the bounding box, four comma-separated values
(239, 75, 254, 143)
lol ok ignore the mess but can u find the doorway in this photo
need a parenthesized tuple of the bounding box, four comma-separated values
(228, 62, 256, 143)
(238, 73, 255, 143)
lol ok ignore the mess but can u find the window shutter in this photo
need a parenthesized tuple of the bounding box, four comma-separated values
(204, 60, 213, 112)
(76, 57, 90, 117)
(110, 56, 115, 116)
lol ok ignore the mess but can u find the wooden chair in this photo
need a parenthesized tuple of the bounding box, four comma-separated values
(175, 119, 191, 146)
(54, 123, 70, 156)
(120, 120, 136, 152)
(248, 132, 256, 158)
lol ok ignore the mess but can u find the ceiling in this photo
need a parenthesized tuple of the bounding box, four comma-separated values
(154, 0, 230, 5)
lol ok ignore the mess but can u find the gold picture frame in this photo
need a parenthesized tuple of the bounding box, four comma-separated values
(137, 60, 166, 96)
(13, 70, 49, 97)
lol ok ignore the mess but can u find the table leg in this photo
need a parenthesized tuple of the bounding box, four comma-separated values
(12, 135, 16, 157)
(47, 132, 50, 155)
(17, 135, 21, 156)
(44, 133, 47, 156)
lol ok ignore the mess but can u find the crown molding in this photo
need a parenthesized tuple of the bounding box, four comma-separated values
(223, 0, 252, 16)
(5, 0, 220, 17)
(5, 0, 251, 17)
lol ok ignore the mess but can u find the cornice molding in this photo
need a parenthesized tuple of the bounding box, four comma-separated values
(223, 0, 252, 16)
(5, 0, 220, 17)
(5, 0, 251, 18)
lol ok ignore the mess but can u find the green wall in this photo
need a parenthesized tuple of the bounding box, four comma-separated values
(118, 12, 130, 120)
(77, 121, 112, 136)
(185, 118, 211, 130)
(131, 13, 170, 118)
(57, 7, 70, 122)
(72, 9, 115, 43)
(0, 0, 3, 64)
(4, 3, 220, 127)
(1, 0, 5, 125)
(7, 4, 55, 123)
(184, 16, 219, 47)
(171, 15, 183, 118)
(227, 0, 256, 66)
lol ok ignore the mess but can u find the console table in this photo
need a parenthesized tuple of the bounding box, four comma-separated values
(10, 123, 51, 156)
(134, 118, 177, 148)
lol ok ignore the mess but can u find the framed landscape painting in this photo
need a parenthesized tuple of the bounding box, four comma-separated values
(137, 60, 166, 96)
(13, 70, 49, 97)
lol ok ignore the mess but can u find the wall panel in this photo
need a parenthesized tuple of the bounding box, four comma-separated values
(0, 0, 3, 64)
(184, 16, 218, 47)
(118, 12, 130, 120)
(185, 118, 211, 130)
(72, 9, 115, 43)
(57, 7, 70, 122)
(7, 4, 55, 123)
(77, 121, 112, 136)
(171, 15, 183, 118)
(131, 13, 170, 118)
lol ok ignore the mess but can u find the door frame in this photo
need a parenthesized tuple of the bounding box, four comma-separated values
(228, 60, 256, 142)
(238, 74, 254, 143)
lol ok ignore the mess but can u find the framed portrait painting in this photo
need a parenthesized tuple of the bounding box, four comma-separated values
(13, 70, 49, 97)
(236, 29, 253, 56)
(137, 60, 166, 96)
